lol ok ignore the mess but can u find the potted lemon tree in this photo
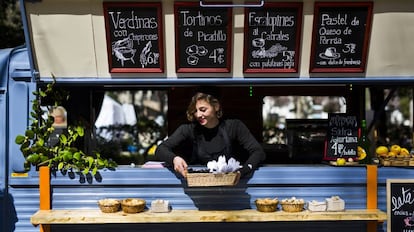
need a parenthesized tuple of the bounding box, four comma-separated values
(15, 78, 117, 177)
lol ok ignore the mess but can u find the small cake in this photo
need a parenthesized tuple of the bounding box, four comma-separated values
(307, 200, 327, 212)
(150, 199, 171, 213)
(326, 196, 345, 211)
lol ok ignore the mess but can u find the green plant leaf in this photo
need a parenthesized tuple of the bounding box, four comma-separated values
(92, 167, 97, 176)
(73, 152, 81, 161)
(76, 126, 84, 136)
(25, 130, 35, 139)
(58, 162, 64, 170)
(15, 135, 26, 144)
(35, 138, 45, 147)
(87, 156, 94, 168)
(82, 168, 89, 175)
(59, 134, 68, 144)
(97, 158, 105, 166)
(62, 151, 72, 162)
(27, 154, 39, 163)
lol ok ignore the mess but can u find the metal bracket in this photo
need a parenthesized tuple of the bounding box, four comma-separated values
(199, 0, 264, 8)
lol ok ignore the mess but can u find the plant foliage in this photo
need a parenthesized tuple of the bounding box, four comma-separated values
(15, 77, 117, 176)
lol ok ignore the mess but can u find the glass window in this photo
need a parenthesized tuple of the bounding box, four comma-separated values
(94, 90, 168, 165)
(262, 96, 346, 145)
(371, 87, 413, 149)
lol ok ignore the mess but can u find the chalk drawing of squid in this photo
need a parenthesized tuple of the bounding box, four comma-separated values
(112, 34, 136, 67)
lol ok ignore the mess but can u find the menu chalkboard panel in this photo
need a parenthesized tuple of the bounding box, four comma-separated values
(387, 179, 414, 232)
(103, 2, 164, 73)
(175, 2, 232, 73)
(324, 113, 358, 161)
(244, 3, 302, 73)
(310, 2, 373, 73)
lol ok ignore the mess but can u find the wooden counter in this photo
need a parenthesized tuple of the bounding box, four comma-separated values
(31, 209, 386, 225)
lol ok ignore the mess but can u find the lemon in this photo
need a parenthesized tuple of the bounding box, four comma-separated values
(358, 146, 367, 160)
(391, 144, 401, 154)
(387, 151, 397, 158)
(336, 158, 346, 166)
(400, 148, 410, 157)
(376, 146, 389, 157)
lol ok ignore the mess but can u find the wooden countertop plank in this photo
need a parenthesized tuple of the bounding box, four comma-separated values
(31, 209, 387, 225)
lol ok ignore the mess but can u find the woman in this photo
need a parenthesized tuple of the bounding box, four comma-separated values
(155, 89, 266, 178)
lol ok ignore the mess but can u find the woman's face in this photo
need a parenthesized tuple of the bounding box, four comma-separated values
(194, 99, 219, 128)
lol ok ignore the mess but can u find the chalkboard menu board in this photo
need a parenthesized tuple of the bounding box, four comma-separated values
(387, 179, 414, 232)
(244, 3, 302, 73)
(310, 2, 373, 73)
(324, 113, 358, 160)
(175, 2, 232, 73)
(103, 2, 164, 73)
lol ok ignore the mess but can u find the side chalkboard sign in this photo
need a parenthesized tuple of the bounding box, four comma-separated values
(324, 113, 358, 161)
(174, 2, 232, 73)
(103, 2, 164, 73)
(310, 2, 373, 73)
(243, 2, 302, 73)
(387, 179, 414, 232)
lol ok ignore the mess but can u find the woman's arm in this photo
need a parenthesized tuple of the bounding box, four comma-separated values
(155, 124, 193, 170)
(230, 119, 266, 176)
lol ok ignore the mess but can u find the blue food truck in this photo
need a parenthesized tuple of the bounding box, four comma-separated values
(2, 0, 414, 231)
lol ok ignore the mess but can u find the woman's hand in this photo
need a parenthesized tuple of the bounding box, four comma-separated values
(173, 156, 188, 177)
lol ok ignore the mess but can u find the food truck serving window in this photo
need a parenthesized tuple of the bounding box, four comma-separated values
(51, 86, 413, 166)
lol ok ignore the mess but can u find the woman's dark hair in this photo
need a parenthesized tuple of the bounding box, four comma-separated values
(186, 92, 222, 122)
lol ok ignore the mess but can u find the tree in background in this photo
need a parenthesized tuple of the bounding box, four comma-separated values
(0, 0, 24, 48)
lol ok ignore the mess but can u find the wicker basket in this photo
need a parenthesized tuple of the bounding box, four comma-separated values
(280, 202, 305, 212)
(255, 198, 279, 212)
(121, 198, 146, 213)
(98, 199, 121, 213)
(186, 172, 240, 187)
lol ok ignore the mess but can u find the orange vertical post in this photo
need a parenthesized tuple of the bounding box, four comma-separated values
(366, 164, 378, 232)
(366, 164, 377, 209)
(39, 166, 51, 232)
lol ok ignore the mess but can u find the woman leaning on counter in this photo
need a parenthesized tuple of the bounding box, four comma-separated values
(155, 87, 266, 178)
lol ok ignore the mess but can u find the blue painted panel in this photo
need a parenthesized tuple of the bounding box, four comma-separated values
(0, 48, 11, 232)
(7, 188, 39, 232)
(6, 46, 34, 175)
(7, 165, 389, 232)
(1, 46, 32, 232)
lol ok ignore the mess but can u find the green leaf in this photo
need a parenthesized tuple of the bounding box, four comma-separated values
(97, 159, 105, 166)
(21, 140, 30, 149)
(15, 135, 26, 144)
(63, 151, 73, 162)
(58, 162, 64, 170)
(82, 168, 89, 175)
(87, 156, 94, 168)
(40, 155, 49, 163)
(35, 138, 45, 147)
(39, 90, 46, 97)
(26, 154, 39, 163)
(76, 126, 84, 136)
(73, 152, 81, 161)
(25, 130, 35, 139)
(92, 167, 98, 176)
(59, 134, 68, 144)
